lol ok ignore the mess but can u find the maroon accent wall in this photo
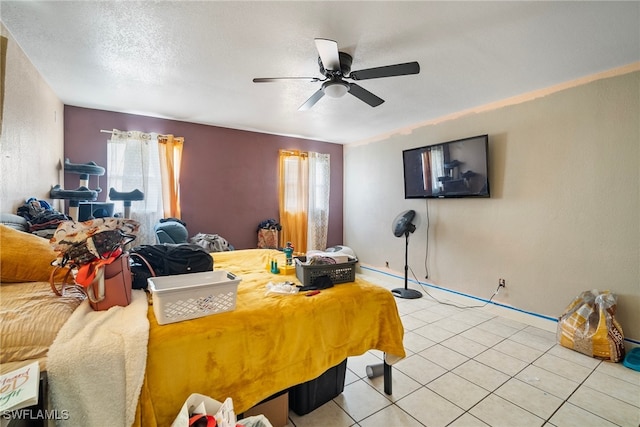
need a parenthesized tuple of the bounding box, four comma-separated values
(63, 106, 343, 250)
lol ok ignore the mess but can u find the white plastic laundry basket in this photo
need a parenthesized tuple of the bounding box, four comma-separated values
(148, 270, 240, 325)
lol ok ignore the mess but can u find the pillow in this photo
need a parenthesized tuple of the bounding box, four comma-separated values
(0, 213, 28, 231)
(0, 224, 67, 283)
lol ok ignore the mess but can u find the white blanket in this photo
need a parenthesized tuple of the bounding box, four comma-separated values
(47, 290, 149, 427)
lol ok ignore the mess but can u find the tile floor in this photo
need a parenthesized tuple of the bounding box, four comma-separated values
(285, 279, 640, 427)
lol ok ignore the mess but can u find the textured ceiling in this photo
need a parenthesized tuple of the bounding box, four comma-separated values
(2, 1, 639, 144)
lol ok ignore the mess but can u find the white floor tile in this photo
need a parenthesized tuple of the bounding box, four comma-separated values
(469, 394, 544, 427)
(394, 353, 447, 385)
(364, 363, 422, 402)
(460, 327, 505, 347)
(449, 309, 495, 326)
(515, 364, 580, 400)
(568, 383, 640, 426)
(453, 359, 510, 391)
(595, 360, 640, 386)
(428, 303, 464, 317)
(522, 325, 557, 341)
(400, 314, 428, 331)
(358, 405, 424, 427)
(474, 348, 529, 376)
(427, 372, 490, 410)
(487, 315, 529, 331)
(418, 343, 469, 370)
(431, 317, 474, 334)
(441, 335, 489, 358)
(582, 370, 640, 408)
(448, 412, 490, 426)
(407, 308, 445, 324)
(412, 322, 456, 343)
(395, 303, 423, 316)
(347, 352, 383, 379)
(396, 387, 464, 427)
(494, 378, 563, 419)
(289, 299, 637, 427)
(547, 402, 619, 427)
(533, 353, 595, 383)
(492, 338, 544, 363)
(288, 400, 356, 427)
(476, 318, 522, 338)
(546, 344, 601, 369)
(345, 367, 360, 386)
(334, 380, 392, 422)
(509, 329, 556, 352)
(403, 330, 437, 353)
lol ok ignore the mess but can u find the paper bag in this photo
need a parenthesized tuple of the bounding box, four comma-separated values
(172, 394, 235, 427)
(257, 229, 278, 249)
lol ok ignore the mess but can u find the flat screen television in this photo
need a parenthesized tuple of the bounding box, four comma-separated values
(403, 134, 490, 199)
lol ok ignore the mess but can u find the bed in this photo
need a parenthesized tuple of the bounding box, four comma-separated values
(133, 248, 405, 426)
(0, 225, 406, 426)
(0, 225, 85, 376)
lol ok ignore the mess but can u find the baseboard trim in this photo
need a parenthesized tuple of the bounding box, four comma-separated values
(358, 264, 639, 348)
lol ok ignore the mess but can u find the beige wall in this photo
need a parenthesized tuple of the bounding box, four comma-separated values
(0, 22, 64, 213)
(344, 70, 640, 343)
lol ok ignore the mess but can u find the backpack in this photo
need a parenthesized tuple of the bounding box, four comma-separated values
(128, 243, 214, 289)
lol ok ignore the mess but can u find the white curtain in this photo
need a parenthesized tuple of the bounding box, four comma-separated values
(306, 152, 330, 251)
(107, 130, 163, 245)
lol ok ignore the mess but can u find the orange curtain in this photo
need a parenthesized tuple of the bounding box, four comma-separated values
(278, 150, 309, 252)
(158, 134, 184, 218)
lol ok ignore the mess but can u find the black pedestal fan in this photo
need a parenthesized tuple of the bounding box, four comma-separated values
(391, 210, 422, 299)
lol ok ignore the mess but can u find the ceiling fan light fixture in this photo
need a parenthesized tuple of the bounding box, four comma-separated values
(322, 81, 350, 98)
(253, 38, 420, 110)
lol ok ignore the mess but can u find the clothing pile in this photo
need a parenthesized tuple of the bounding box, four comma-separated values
(257, 218, 281, 232)
(50, 218, 139, 288)
(190, 232, 233, 252)
(17, 198, 70, 238)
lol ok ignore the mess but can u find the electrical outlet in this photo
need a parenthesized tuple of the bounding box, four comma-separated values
(499, 278, 506, 288)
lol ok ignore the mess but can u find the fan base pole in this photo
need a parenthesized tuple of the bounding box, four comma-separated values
(391, 288, 422, 299)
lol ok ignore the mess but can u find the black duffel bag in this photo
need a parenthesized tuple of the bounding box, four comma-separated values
(128, 243, 214, 289)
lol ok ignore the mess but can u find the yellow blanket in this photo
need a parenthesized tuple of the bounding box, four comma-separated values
(134, 249, 405, 426)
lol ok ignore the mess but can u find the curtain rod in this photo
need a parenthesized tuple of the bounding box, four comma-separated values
(100, 129, 174, 139)
(100, 129, 150, 135)
(280, 149, 308, 156)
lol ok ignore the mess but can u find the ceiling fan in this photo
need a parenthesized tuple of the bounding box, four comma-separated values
(253, 38, 420, 110)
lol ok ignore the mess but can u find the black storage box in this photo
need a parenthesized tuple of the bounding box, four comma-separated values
(78, 202, 115, 221)
(289, 359, 347, 415)
(294, 256, 357, 286)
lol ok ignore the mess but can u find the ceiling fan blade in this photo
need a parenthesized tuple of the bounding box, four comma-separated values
(348, 83, 384, 107)
(253, 77, 322, 83)
(315, 38, 340, 71)
(349, 61, 420, 80)
(298, 88, 325, 111)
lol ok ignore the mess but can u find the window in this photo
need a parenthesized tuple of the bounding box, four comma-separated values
(278, 150, 330, 252)
(307, 152, 330, 251)
(107, 130, 163, 245)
